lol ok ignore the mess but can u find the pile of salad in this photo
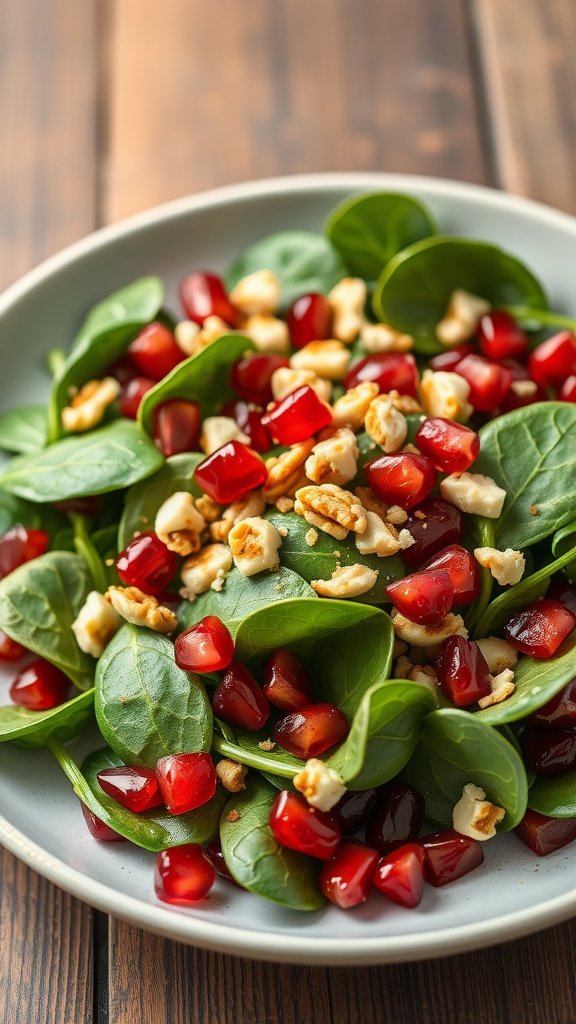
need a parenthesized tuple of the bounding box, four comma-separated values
(0, 190, 575, 913)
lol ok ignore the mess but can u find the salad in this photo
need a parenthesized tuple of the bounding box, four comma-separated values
(0, 189, 575, 914)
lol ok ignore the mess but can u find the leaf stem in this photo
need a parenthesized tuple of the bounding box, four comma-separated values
(212, 735, 297, 779)
(46, 349, 67, 378)
(504, 306, 576, 331)
(69, 512, 109, 593)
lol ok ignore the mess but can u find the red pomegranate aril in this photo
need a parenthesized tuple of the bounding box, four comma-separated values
(0, 525, 49, 578)
(365, 453, 436, 509)
(365, 782, 425, 856)
(521, 727, 576, 776)
(0, 630, 26, 661)
(180, 271, 237, 326)
(428, 344, 474, 372)
(415, 418, 480, 474)
(205, 838, 236, 882)
(128, 322, 184, 380)
(386, 569, 453, 625)
(119, 375, 156, 419)
(97, 766, 163, 813)
(401, 498, 463, 569)
(373, 843, 426, 908)
(435, 636, 491, 708)
(9, 658, 70, 710)
(477, 310, 529, 361)
(116, 531, 179, 595)
(274, 703, 348, 759)
(320, 842, 379, 909)
(530, 678, 576, 728)
(231, 354, 290, 406)
(80, 803, 126, 842)
(269, 790, 341, 860)
(454, 354, 513, 412)
(109, 356, 138, 385)
(286, 292, 332, 349)
(262, 648, 314, 712)
(153, 398, 202, 457)
(213, 662, 270, 731)
(175, 615, 234, 673)
(155, 752, 217, 815)
(155, 844, 217, 904)
(332, 788, 378, 835)
(261, 385, 332, 445)
(194, 440, 268, 504)
(345, 353, 419, 396)
(515, 808, 576, 856)
(503, 599, 575, 658)
(421, 829, 484, 886)
(559, 375, 576, 402)
(422, 544, 480, 605)
(529, 331, 576, 388)
(221, 400, 271, 453)
(499, 359, 547, 412)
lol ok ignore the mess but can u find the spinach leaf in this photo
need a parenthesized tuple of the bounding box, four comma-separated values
(219, 776, 325, 911)
(0, 405, 46, 454)
(404, 708, 528, 829)
(95, 624, 212, 767)
(312, 609, 395, 717)
(119, 453, 204, 549)
(213, 734, 301, 779)
(0, 689, 94, 748)
(265, 509, 403, 603)
(226, 231, 347, 310)
(324, 192, 436, 280)
(552, 519, 576, 581)
(0, 493, 43, 533)
(0, 552, 94, 690)
(71, 277, 165, 353)
(528, 770, 576, 818)
(0, 420, 164, 502)
(373, 237, 548, 354)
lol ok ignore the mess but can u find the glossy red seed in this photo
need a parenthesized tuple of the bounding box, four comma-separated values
(529, 331, 576, 388)
(320, 842, 379, 908)
(109, 356, 138, 385)
(220, 399, 271, 453)
(80, 803, 126, 842)
(180, 271, 237, 326)
(559, 375, 576, 402)
(428, 344, 475, 373)
(515, 808, 576, 856)
(262, 648, 315, 712)
(152, 398, 202, 457)
(116, 531, 179, 595)
(194, 440, 268, 504)
(174, 616, 235, 673)
(269, 790, 341, 860)
(155, 752, 217, 815)
(345, 353, 419, 396)
(454, 354, 513, 412)
(128, 322, 184, 380)
(521, 727, 576, 776)
(373, 843, 426, 908)
(415, 418, 480, 473)
(421, 829, 484, 886)
(499, 359, 547, 412)
(0, 525, 49, 578)
(476, 310, 529, 361)
(530, 678, 576, 728)
(119, 375, 156, 419)
(401, 498, 463, 569)
(386, 569, 454, 625)
(213, 662, 270, 731)
(231, 354, 290, 406)
(365, 783, 425, 856)
(154, 844, 217, 903)
(97, 766, 163, 813)
(274, 703, 348, 759)
(205, 837, 236, 882)
(422, 544, 480, 605)
(261, 385, 332, 445)
(9, 658, 70, 710)
(332, 788, 378, 836)
(365, 453, 436, 509)
(0, 630, 26, 661)
(504, 598, 575, 659)
(435, 636, 491, 708)
(286, 292, 332, 350)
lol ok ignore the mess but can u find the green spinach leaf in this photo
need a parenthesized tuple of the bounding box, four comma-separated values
(528, 770, 576, 818)
(0, 405, 46, 454)
(312, 609, 395, 717)
(0, 689, 94, 748)
(552, 519, 576, 581)
(212, 734, 301, 779)
(119, 453, 204, 548)
(226, 231, 347, 310)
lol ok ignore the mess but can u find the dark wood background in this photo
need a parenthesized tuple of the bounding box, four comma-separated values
(1, 1, 576, 1021)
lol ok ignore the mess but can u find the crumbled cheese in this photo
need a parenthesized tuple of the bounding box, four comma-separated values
(304, 428, 359, 486)
(270, 366, 331, 403)
(475, 637, 518, 675)
(71, 591, 121, 658)
(510, 379, 538, 398)
(228, 516, 282, 576)
(258, 739, 276, 751)
(360, 322, 414, 353)
(386, 505, 408, 525)
(305, 528, 319, 546)
(355, 511, 401, 556)
(331, 381, 379, 431)
(242, 314, 290, 353)
(174, 319, 201, 355)
(61, 377, 120, 432)
(181, 543, 233, 596)
(478, 668, 516, 709)
(106, 586, 177, 633)
(201, 416, 249, 455)
(364, 395, 408, 452)
(229, 269, 281, 315)
(398, 529, 415, 550)
(419, 369, 473, 422)
(154, 491, 206, 556)
(436, 289, 490, 346)
(210, 490, 266, 542)
(474, 546, 525, 586)
(290, 340, 350, 381)
(328, 277, 367, 342)
(441, 472, 507, 518)
(215, 759, 248, 793)
(452, 783, 505, 840)
(293, 758, 347, 811)
(311, 564, 378, 598)
(391, 609, 468, 647)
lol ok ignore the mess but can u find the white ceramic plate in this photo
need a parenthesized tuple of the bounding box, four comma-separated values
(0, 173, 575, 965)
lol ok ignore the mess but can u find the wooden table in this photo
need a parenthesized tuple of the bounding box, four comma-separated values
(1, 1, 576, 1020)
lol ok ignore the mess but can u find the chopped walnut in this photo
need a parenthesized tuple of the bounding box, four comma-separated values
(106, 586, 177, 633)
(210, 490, 266, 541)
(331, 381, 379, 431)
(354, 486, 390, 521)
(61, 377, 120, 433)
(477, 669, 516, 709)
(262, 441, 314, 502)
(294, 484, 368, 539)
(275, 496, 295, 513)
(195, 494, 222, 523)
(216, 759, 248, 793)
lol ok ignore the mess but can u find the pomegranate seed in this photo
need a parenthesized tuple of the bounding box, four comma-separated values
(365, 783, 425, 855)
(194, 440, 268, 504)
(401, 498, 463, 569)
(128, 322, 183, 381)
(155, 844, 217, 903)
(109, 356, 138, 385)
(499, 359, 547, 412)
(454, 354, 513, 412)
(320, 841, 379, 908)
(387, 569, 453, 625)
(435, 636, 491, 708)
(515, 808, 576, 856)
(261, 385, 332, 445)
(0, 630, 26, 661)
(275, 703, 349, 759)
(529, 331, 576, 389)
(153, 399, 202, 457)
(504, 599, 575, 658)
(116, 532, 179, 595)
(286, 292, 332, 350)
(180, 271, 237, 326)
(332, 788, 378, 835)
(373, 843, 426, 908)
(262, 648, 314, 712)
(80, 803, 126, 842)
(530, 679, 576, 727)
(175, 616, 234, 673)
(97, 766, 163, 813)
(428, 344, 475, 372)
(559, 375, 576, 402)
(421, 829, 484, 886)
(9, 658, 70, 710)
(220, 399, 271, 453)
(213, 662, 270, 731)
(477, 310, 529, 361)
(422, 544, 480, 605)
(415, 418, 480, 474)
(365, 453, 436, 509)
(119, 376, 155, 419)
(205, 837, 236, 882)
(521, 727, 576, 776)
(231, 354, 290, 406)
(547, 575, 576, 616)
(269, 789, 341, 860)
(0, 525, 49, 578)
(155, 752, 217, 814)
(345, 353, 418, 396)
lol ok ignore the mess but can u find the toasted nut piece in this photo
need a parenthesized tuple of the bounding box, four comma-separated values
(305, 428, 359, 486)
(355, 511, 401, 556)
(328, 277, 367, 342)
(106, 586, 177, 633)
(474, 546, 525, 586)
(154, 492, 206, 556)
(201, 416, 250, 455)
(478, 668, 516, 709)
(229, 270, 281, 316)
(441, 472, 506, 518)
(436, 289, 491, 347)
(360, 322, 414, 353)
(216, 759, 248, 793)
(364, 395, 408, 452)
(210, 490, 266, 541)
(394, 654, 414, 679)
(72, 591, 121, 658)
(197, 315, 231, 347)
(262, 441, 314, 502)
(228, 516, 283, 576)
(386, 505, 408, 525)
(61, 377, 120, 433)
(305, 528, 318, 546)
(475, 637, 518, 675)
(181, 543, 233, 597)
(294, 483, 368, 539)
(419, 369, 473, 422)
(311, 564, 378, 598)
(293, 759, 346, 811)
(391, 609, 468, 647)
(398, 529, 416, 550)
(271, 366, 331, 403)
(331, 381, 379, 431)
(408, 664, 439, 695)
(354, 485, 390, 521)
(290, 340, 351, 381)
(452, 783, 505, 840)
(387, 390, 423, 415)
(174, 319, 201, 355)
(241, 314, 290, 354)
(195, 494, 222, 523)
